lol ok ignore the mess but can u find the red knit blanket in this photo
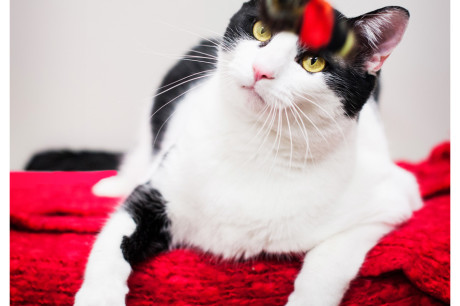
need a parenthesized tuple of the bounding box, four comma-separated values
(10, 142, 450, 305)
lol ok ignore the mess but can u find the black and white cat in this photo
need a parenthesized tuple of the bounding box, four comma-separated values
(75, 1, 422, 305)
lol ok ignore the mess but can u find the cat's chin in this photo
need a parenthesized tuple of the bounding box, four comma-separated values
(241, 85, 266, 112)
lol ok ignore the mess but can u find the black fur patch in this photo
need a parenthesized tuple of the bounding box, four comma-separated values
(151, 40, 219, 151)
(223, 0, 259, 49)
(321, 56, 377, 117)
(121, 183, 171, 265)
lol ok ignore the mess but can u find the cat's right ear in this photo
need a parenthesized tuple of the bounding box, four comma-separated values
(350, 6, 409, 75)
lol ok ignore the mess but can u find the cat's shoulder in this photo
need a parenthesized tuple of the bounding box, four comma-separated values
(151, 38, 220, 151)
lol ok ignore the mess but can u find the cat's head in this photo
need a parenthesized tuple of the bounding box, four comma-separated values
(217, 0, 409, 121)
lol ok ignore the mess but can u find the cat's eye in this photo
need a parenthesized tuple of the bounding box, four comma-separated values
(253, 21, 272, 42)
(302, 56, 326, 73)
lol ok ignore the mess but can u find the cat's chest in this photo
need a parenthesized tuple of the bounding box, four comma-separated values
(149, 82, 357, 258)
(153, 143, 352, 258)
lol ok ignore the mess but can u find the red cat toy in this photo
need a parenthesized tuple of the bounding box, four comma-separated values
(261, 0, 354, 56)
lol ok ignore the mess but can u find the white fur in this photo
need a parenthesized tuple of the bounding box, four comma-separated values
(75, 210, 136, 306)
(77, 26, 421, 306)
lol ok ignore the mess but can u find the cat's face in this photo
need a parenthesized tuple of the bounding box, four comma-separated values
(217, 0, 409, 122)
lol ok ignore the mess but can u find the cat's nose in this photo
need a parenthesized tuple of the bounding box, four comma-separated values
(253, 65, 274, 83)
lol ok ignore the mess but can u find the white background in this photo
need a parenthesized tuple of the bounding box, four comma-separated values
(10, 0, 450, 169)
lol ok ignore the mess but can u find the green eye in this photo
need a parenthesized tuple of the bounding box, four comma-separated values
(253, 21, 272, 42)
(302, 56, 326, 73)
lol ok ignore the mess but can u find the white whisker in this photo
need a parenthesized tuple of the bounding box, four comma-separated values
(256, 106, 277, 164)
(152, 73, 214, 101)
(284, 108, 294, 170)
(293, 92, 348, 146)
(245, 104, 271, 147)
(152, 108, 179, 150)
(291, 102, 329, 144)
(150, 81, 207, 121)
(189, 49, 220, 60)
(269, 108, 283, 175)
(289, 105, 308, 168)
(156, 69, 215, 92)
(154, 20, 222, 49)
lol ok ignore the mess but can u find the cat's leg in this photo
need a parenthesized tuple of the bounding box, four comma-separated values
(286, 223, 393, 306)
(75, 182, 171, 306)
(286, 167, 422, 306)
(74, 210, 135, 306)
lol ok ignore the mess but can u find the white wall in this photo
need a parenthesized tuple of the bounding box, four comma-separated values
(10, 0, 450, 169)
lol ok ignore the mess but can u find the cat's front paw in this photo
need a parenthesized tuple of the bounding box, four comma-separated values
(285, 295, 307, 306)
(285, 291, 339, 306)
(285, 292, 311, 306)
(74, 283, 128, 306)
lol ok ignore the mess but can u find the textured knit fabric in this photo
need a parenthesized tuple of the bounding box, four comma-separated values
(10, 142, 450, 305)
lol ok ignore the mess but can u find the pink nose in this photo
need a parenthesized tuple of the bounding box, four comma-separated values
(253, 65, 274, 83)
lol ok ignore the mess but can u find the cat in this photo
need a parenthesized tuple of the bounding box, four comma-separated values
(75, 1, 422, 305)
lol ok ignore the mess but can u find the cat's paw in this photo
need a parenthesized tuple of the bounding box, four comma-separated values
(285, 296, 307, 306)
(286, 291, 340, 306)
(92, 176, 133, 197)
(74, 283, 128, 306)
(285, 293, 311, 306)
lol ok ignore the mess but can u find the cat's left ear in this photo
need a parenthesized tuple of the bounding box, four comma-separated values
(350, 6, 409, 74)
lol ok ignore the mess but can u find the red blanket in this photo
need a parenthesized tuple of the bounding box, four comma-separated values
(10, 142, 450, 305)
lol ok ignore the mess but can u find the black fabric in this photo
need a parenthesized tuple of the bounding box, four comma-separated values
(25, 150, 122, 171)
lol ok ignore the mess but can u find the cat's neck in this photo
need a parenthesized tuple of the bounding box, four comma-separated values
(201, 75, 359, 176)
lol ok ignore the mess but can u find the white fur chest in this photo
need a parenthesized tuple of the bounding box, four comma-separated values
(150, 79, 366, 259)
(156, 154, 350, 259)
